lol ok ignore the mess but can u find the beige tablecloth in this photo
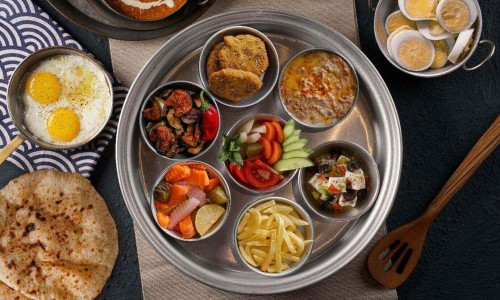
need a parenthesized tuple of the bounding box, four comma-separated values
(109, 1, 397, 298)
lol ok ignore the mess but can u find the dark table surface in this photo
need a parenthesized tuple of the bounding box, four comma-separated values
(1, 0, 498, 299)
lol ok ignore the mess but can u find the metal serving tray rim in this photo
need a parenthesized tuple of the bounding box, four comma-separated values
(116, 9, 402, 294)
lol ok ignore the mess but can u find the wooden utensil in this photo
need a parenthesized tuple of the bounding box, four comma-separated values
(368, 115, 500, 288)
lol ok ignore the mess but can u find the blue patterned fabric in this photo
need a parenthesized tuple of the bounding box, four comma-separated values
(0, 0, 127, 177)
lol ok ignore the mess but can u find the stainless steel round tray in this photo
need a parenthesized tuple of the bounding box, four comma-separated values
(116, 9, 402, 294)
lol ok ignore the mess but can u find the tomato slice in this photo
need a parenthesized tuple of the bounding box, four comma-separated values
(230, 163, 249, 184)
(244, 161, 281, 189)
(254, 159, 278, 175)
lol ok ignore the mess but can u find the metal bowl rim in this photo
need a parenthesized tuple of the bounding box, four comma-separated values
(138, 80, 221, 161)
(198, 25, 280, 109)
(223, 113, 298, 195)
(277, 47, 360, 130)
(6, 46, 114, 150)
(149, 160, 232, 242)
(232, 196, 315, 277)
(296, 141, 381, 222)
(373, 0, 483, 78)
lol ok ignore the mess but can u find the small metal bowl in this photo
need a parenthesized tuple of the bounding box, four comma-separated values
(6, 46, 114, 151)
(232, 196, 314, 277)
(295, 141, 380, 222)
(139, 81, 220, 160)
(372, 0, 495, 77)
(198, 25, 280, 109)
(224, 114, 297, 196)
(277, 48, 359, 132)
(151, 160, 231, 242)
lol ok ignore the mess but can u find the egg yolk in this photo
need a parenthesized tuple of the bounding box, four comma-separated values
(398, 39, 433, 70)
(46, 108, 80, 142)
(26, 71, 62, 104)
(387, 11, 417, 34)
(440, 0, 470, 32)
(405, 0, 437, 19)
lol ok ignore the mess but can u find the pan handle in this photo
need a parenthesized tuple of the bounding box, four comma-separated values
(368, 0, 378, 12)
(463, 40, 495, 71)
(0, 134, 26, 165)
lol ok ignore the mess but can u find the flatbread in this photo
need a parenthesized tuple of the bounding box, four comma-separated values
(0, 281, 30, 300)
(0, 170, 118, 300)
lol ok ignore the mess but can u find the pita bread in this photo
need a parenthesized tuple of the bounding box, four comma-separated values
(0, 170, 118, 300)
(0, 281, 30, 300)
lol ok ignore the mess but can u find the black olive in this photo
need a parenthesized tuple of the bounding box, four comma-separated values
(347, 160, 360, 172)
(318, 164, 333, 174)
(320, 197, 335, 210)
(343, 189, 357, 201)
(308, 165, 319, 173)
(357, 189, 367, 201)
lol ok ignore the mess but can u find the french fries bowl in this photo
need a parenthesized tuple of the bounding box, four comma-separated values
(232, 197, 314, 277)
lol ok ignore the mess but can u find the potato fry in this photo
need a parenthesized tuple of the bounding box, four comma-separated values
(261, 230, 276, 272)
(286, 214, 309, 226)
(267, 263, 289, 273)
(254, 200, 276, 211)
(239, 245, 257, 267)
(281, 252, 301, 262)
(282, 228, 296, 254)
(237, 212, 250, 234)
(250, 248, 268, 258)
(263, 204, 293, 214)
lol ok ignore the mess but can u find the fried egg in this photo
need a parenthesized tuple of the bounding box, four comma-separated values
(390, 30, 435, 71)
(437, 0, 477, 33)
(385, 10, 417, 35)
(399, 0, 438, 21)
(20, 55, 111, 145)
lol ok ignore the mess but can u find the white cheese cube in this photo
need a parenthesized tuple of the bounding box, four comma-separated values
(327, 177, 347, 193)
(338, 194, 358, 207)
(345, 169, 366, 190)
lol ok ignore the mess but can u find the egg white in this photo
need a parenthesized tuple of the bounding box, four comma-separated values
(19, 55, 112, 146)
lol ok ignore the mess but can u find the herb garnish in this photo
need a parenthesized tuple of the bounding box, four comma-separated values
(218, 134, 244, 166)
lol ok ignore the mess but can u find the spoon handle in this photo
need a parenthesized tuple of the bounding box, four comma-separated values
(0, 134, 26, 165)
(422, 116, 500, 222)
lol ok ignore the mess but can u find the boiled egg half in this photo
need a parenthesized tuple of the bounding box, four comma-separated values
(390, 30, 435, 71)
(398, 0, 437, 21)
(437, 0, 477, 33)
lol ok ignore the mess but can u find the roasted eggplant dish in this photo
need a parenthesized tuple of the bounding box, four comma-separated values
(142, 88, 219, 158)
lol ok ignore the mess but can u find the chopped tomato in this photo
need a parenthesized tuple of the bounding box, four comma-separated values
(230, 163, 249, 184)
(254, 159, 279, 175)
(319, 174, 327, 181)
(338, 165, 346, 175)
(271, 122, 284, 143)
(328, 185, 341, 194)
(333, 202, 343, 212)
(258, 137, 272, 160)
(263, 122, 275, 142)
(267, 141, 282, 165)
(244, 161, 281, 189)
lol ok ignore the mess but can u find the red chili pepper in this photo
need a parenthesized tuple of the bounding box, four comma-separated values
(199, 91, 219, 141)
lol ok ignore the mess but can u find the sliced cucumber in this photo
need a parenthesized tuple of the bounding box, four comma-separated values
(283, 119, 295, 137)
(283, 139, 308, 152)
(281, 148, 313, 159)
(282, 130, 301, 147)
(273, 157, 314, 172)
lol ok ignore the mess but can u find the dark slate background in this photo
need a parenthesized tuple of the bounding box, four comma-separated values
(0, 0, 497, 299)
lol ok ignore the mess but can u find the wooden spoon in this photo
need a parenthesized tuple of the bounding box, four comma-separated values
(368, 115, 500, 288)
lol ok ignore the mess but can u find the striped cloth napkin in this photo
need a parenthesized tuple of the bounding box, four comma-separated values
(0, 0, 126, 177)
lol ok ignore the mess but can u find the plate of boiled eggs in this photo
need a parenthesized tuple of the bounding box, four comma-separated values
(373, 0, 495, 77)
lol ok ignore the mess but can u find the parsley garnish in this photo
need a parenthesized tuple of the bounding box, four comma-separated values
(218, 134, 244, 166)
